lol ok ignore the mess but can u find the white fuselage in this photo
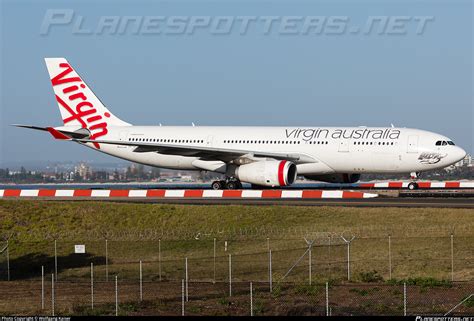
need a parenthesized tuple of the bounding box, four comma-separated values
(77, 126, 466, 176)
(40, 59, 467, 182)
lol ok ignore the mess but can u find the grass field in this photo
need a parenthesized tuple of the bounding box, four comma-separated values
(0, 200, 473, 282)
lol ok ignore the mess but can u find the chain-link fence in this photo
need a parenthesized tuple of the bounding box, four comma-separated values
(0, 235, 473, 315)
(0, 279, 473, 316)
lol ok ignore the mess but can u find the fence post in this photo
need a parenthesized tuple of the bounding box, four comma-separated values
(403, 282, 407, 316)
(347, 242, 350, 281)
(105, 239, 109, 282)
(181, 279, 185, 316)
(325, 282, 329, 316)
(388, 234, 392, 280)
(158, 239, 162, 282)
(250, 282, 253, 316)
(341, 235, 355, 282)
(309, 246, 312, 285)
(328, 235, 331, 278)
(115, 275, 118, 316)
(213, 238, 216, 284)
(185, 257, 189, 302)
(90, 263, 94, 310)
(6, 239, 10, 281)
(139, 260, 143, 302)
(269, 250, 272, 293)
(267, 237, 270, 251)
(229, 254, 232, 297)
(450, 234, 454, 282)
(41, 266, 44, 310)
(54, 239, 57, 281)
(51, 273, 55, 316)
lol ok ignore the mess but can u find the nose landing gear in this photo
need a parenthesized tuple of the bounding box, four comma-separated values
(407, 182, 419, 190)
(211, 177, 242, 190)
(407, 172, 421, 190)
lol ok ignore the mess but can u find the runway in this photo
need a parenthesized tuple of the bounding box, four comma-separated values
(1, 185, 473, 208)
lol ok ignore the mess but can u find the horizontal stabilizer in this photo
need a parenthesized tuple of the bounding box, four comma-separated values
(46, 127, 72, 140)
(12, 124, 91, 140)
(11, 124, 48, 132)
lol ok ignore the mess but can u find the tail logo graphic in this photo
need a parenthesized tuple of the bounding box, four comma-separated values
(50, 63, 109, 149)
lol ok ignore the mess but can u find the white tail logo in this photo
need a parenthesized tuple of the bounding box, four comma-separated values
(45, 58, 130, 148)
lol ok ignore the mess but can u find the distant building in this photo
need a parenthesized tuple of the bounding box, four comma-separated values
(454, 154, 472, 168)
(74, 163, 92, 180)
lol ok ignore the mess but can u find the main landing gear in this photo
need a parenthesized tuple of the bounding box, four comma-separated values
(407, 172, 421, 190)
(211, 177, 243, 190)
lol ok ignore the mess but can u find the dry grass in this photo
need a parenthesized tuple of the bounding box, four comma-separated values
(0, 200, 473, 282)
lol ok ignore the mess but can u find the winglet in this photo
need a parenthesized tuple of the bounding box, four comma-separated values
(46, 127, 72, 140)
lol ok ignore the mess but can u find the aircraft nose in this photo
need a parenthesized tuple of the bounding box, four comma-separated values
(452, 146, 467, 163)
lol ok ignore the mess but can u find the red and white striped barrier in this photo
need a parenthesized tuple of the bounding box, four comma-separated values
(358, 181, 474, 189)
(0, 189, 378, 199)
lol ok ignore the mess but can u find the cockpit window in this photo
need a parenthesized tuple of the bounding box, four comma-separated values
(436, 140, 455, 146)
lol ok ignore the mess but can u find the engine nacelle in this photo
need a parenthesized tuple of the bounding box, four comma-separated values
(235, 160, 297, 187)
(304, 173, 361, 184)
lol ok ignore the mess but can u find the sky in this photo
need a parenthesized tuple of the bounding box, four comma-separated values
(0, 0, 472, 166)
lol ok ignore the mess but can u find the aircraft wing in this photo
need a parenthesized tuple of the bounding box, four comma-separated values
(73, 138, 316, 163)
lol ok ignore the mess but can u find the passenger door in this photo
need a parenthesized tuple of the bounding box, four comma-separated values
(407, 135, 418, 153)
(338, 139, 349, 152)
(118, 131, 129, 149)
(206, 135, 214, 147)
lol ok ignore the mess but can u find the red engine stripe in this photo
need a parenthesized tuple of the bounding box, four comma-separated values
(278, 160, 287, 186)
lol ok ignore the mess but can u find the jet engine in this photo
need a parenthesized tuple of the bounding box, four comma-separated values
(304, 173, 361, 184)
(235, 160, 297, 187)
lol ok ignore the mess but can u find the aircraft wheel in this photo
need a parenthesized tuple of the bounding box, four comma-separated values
(407, 182, 419, 190)
(211, 180, 223, 190)
(226, 180, 240, 190)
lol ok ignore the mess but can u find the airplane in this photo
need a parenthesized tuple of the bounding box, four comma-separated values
(14, 58, 467, 190)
